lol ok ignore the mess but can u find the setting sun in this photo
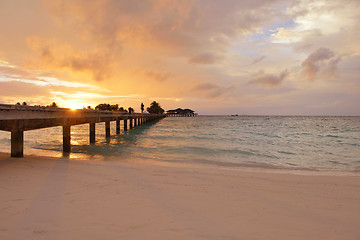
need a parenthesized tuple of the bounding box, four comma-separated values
(62, 101, 85, 110)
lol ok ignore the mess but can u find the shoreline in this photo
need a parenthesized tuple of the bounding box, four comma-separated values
(1, 153, 360, 239)
(1, 151, 359, 177)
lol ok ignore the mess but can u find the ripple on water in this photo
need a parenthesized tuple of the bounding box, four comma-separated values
(0, 116, 359, 172)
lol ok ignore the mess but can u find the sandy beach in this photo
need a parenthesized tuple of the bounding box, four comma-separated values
(0, 153, 359, 240)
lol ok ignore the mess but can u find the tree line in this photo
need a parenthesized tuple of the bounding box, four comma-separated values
(95, 101, 164, 114)
(17, 102, 58, 108)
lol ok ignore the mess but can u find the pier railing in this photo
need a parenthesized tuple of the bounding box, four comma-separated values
(0, 104, 166, 157)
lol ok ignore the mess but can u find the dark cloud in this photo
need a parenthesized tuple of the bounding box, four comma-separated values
(301, 47, 340, 81)
(248, 70, 288, 87)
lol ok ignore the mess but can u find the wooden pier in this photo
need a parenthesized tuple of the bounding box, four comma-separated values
(0, 104, 165, 157)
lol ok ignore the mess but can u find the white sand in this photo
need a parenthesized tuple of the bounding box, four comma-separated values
(0, 153, 360, 240)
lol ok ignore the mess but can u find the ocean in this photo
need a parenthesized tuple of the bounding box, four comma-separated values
(0, 116, 359, 172)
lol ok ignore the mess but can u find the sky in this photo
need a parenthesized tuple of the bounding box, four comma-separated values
(0, 0, 359, 115)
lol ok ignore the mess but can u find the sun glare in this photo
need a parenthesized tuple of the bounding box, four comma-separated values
(63, 101, 84, 110)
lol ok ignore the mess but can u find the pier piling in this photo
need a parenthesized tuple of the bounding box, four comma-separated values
(124, 119, 128, 131)
(90, 123, 95, 144)
(11, 131, 23, 157)
(116, 119, 120, 134)
(130, 118, 133, 129)
(63, 125, 71, 153)
(105, 121, 110, 138)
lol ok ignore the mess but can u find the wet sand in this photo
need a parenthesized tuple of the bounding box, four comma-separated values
(1, 153, 360, 240)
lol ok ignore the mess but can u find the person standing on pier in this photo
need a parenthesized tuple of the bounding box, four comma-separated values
(141, 103, 144, 113)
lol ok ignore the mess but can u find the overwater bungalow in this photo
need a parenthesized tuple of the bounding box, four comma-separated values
(166, 108, 197, 117)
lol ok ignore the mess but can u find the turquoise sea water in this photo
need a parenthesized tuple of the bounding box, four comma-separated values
(0, 116, 359, 172)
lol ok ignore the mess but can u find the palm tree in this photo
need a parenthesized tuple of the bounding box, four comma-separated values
(147, 101, 164, 114)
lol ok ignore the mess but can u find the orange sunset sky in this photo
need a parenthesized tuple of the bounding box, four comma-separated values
(0, 0, 359, 115)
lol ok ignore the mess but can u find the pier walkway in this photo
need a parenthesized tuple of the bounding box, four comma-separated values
(0, 104, 165, 157)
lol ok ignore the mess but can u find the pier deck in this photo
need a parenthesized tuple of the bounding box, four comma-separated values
(0, 104, 165, 157)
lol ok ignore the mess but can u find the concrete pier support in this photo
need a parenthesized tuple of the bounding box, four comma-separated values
(134, 118, 137, 127)
(63, 125, 71, 153)
(116, 119, 120, 134)
(11, 131, 23, 157)
(105, 121, 110, 138)
(90, 123, 95, 144)
(124, 119, 128, 131)
(129, 118, 133, 129)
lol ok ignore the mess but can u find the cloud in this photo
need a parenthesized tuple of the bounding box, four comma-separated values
(0, 81, 49, 97)
(0, 60, 101, 90)
(144, 70, 172, 82)
(191, 82, 236, 98)
(0, 66, 47, 86)
(248, 70, 288, 87)
(250, 55, 266, 65)
(301, 47, 340, 81)
(324, 57, 341, 77)
(24, 0, 291, 93)
(27, 36, 114, 81)
(188, 52, 223, 65)
(42, 0, 282, 58)
(288, 0, 359, 35)
(270, 0, 360, 43)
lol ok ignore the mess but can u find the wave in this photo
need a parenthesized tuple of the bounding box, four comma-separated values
(326, 134, 340, 138)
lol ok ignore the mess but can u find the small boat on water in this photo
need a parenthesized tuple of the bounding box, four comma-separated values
(231, 114, 239, 116)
